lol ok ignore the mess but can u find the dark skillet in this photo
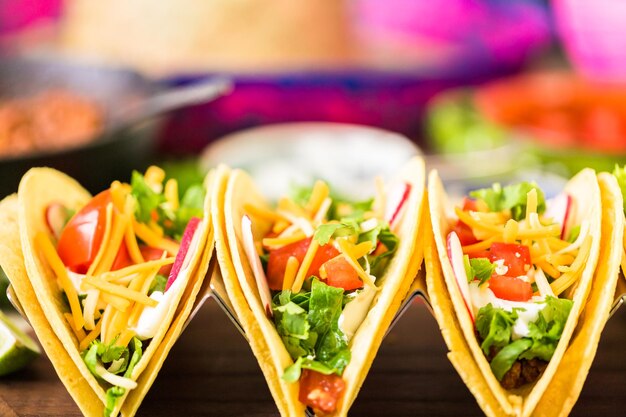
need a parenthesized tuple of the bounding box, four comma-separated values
(0, 57, 230, 197)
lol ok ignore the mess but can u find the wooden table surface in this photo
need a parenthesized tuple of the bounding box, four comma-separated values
(2, 297, 626, 417)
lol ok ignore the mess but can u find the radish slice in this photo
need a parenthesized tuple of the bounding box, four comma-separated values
(385, 182, 411, 227)
(165, 217, 200, 291)
(241, 215, 273, 318)
(447, 232, 474, 322)
(45, 203, 70, 240)
(545, 193, 571, 239)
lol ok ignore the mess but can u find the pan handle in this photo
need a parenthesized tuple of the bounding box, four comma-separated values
(115, 77, 233, 125)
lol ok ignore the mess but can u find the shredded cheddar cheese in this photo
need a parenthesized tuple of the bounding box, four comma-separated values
(82, 275, 158, 307)
(291, 239, 320, 293)
(79, 318, 102, 351)
(282, 256, 300, 291)
(336, 238, 376, 288)
(35, 232, 85, 331)
(263, 233, 306, 249)
(87, 203, 114, 277)
(133, 220, 180, 255)
(305, 180, 330, 215)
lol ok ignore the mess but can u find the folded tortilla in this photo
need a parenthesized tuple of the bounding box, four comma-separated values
(211, 156, 426, 416)
(0, 168, 215, 416)
(426, 168, 621, 417)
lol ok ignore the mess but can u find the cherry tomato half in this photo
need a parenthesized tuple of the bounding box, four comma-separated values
(266, 237, 339, 291)
(57, 190, 132, 273)
(298, 369, 345, 414)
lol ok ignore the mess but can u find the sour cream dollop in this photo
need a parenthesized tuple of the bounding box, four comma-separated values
(469, 282, 546, 339)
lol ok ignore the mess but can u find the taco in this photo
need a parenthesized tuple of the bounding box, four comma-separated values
(426, 168, 610, 417)
(610, 165, 626, 276)
(11, 166, 214, 417)
(212, 156, 425, 416)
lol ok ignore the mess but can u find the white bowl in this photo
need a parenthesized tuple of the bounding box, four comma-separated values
(201, 122, 421, 200)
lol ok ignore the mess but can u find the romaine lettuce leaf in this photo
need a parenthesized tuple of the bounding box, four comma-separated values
(273, 279, 351, 381)
(470, 182, 546, 221)
(475, 304, 518, 356)
(490, 339, 533, 380)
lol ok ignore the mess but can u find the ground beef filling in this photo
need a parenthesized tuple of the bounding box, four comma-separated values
(485, 344, 549, 389)
(499, 358, 548, 389)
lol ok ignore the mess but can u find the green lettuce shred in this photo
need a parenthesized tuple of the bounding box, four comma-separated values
(470, 182, 546, 221)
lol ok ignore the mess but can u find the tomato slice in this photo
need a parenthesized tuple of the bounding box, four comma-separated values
(320, 256, 362, 291)
(266, 237, 339, 290)
(488, 275, 533, 302)
(57, 190, 132, 273)
(57, 190, 110, 274)
(298, 370, 345, 414)
(488, 242, 531, 277)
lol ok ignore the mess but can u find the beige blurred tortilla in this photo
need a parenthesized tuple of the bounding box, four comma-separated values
(212, 157, 426, 416)
(427, 168, 604, 417)
(12, 168, 214, 416)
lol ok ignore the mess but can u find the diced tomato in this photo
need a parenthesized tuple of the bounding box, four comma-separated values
(488, 242, 531, 277)
(266, 237, 339, 290)
(462, 197, 479, 212)
(57, 189, 132, 273)
(320, 256, 362, 291)
(488, 275, 533, 302)
(298, 370, 345, 414)
(140, 245, 173, 276)
(453, 221, 478, 246)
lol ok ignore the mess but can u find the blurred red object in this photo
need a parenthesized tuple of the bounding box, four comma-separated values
(0, 0, 62, 34)
(475, 72, 626, 154)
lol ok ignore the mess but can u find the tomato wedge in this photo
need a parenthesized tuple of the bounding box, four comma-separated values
(320, 256, 362, 291)
(266, 237, 339, 290)
(57, 190, 132, 273)
(298, 370, 345, 414)
(488, 275, 533, 302)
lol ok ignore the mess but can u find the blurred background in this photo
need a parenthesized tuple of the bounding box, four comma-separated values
(0, 0, 625, 195)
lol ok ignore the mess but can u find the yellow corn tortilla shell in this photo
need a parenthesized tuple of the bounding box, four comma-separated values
(532, 172, 623, 417)
(427, 168, 603, 417)
(0, 195, 103, 417)
(12, 168, 214, 416)
(212, 156, 426, 416)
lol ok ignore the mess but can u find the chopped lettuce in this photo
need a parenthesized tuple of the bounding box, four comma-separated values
(613, 164, 626, 214)
(463, 256, 495, 286)
(104, 386, 125, 417)
(130, 170, 205, 240)
(475, 297, 573, 381)
(273, 279, 351, 382)
(130, 171, 164, 223)
(363, 225, 398, 278)
(314, 221, 359, 246)
(470, 182, 546, 221)
(149, 274, 168, 295)
(102, 338, 142, 417)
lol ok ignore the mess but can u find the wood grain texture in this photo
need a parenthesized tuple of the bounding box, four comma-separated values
(2, 298, 626, 416)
